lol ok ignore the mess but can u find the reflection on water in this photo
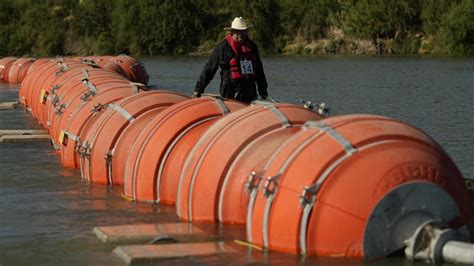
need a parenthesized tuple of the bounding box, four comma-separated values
(1, 56, 473, 265)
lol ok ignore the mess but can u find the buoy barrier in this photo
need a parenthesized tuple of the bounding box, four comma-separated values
(5, 54, 473, 262)
(245, 114, 474, 258)
(0, 57, 18, 83)
(78, 90, 189, 185)
(4, 55, 148, 87)
(176, 101, 324, 223)
(6, 58, 36, 84)
(122, 97, 246, 203)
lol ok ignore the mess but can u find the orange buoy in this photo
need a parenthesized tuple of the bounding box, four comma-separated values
(79, 91, 188, 185)
(113, 55, 149, 85)
(122, 97, 246, 203)
(23, 59, 69, 110)
(26, 58, 50, 76)
(80, 56, 127, 78)
(29, 61, 87, 122)
(97, 60, 126, 78)
(18, 58, 51, 105)
(246, 114, 474, 258)
(111, 108, 165, 187)
(7, 58, 35, 84)
(32, 63, 90, 126)
(57, 82, 142, 167)
(0, 57, 17, 83)
(176, 102, 323, 223)
(43, 68, 126, 131)
(218, 126, 303, 224)
(48, 71, 130, 147)
(40, 67, 95, 127)
(21, 60, 78, 117)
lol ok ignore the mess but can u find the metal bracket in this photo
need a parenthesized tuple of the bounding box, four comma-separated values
(55, 103, 67, 115)
(80, 77, 98, 103)
(245, 171, 261, 194)
(55, 63, 69, 77)
(80, 58, 99, 68)
(262, 174, 281, 198)
(51, 95, 60, 107)
(301, 100, 330, 117)
(77, 141, 91, 157)
(51, 84, 61, 95)
(92, 103, 107, 114)
(80, 90, 96, 102)
(299, 184, 320, 207)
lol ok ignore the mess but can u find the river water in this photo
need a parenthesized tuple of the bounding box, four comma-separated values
(0, 56, 473, 265)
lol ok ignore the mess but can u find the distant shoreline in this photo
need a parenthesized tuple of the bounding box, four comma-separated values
(191, 35, 439, 56)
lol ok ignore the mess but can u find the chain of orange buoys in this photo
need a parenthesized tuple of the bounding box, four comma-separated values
(1, 55, 473, 264)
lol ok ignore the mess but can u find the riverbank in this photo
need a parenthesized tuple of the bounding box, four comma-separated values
(1, 1, 472, 57)
(193, 29, 437, 56)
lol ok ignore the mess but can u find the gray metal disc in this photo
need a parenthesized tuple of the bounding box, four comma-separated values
(363, 181, 460, 259)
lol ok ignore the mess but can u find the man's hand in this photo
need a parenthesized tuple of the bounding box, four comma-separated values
(191, 91, 201, 98)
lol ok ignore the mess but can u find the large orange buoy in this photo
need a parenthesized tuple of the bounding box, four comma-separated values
(18, 58, 51, 105)
(25, 58, 50, 76)
(111, 108, 165, 187)
(246, 114, 474, 258)
(56, 82, 142, 167)
(113, 55, 149, 85)
(122, 97, 246, 203)
(176, 102, 323, 223)
(218, 126, 302, 224)
(0, 57, 17, 83)
(7, 58, 36, 84)
(79, 91, 188, 185)
(80, 56, 127, 78)
(48, 71, 130, 147)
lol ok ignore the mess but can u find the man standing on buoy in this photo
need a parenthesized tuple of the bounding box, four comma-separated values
(192, 17, 268, 103)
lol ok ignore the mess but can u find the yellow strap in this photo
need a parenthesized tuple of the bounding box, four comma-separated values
(233, 239, 263, 251)
(121, 193, 134, 201)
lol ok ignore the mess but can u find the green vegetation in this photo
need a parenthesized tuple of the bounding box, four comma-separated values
(0, 0, 473, 56)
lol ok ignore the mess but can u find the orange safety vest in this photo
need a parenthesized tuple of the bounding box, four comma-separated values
(225, 35, 257, 80)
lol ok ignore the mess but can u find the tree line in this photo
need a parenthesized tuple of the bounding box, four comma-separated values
(0, 0, 473, 56)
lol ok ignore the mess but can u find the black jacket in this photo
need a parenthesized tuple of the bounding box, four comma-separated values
(194, 38, 268, 103)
